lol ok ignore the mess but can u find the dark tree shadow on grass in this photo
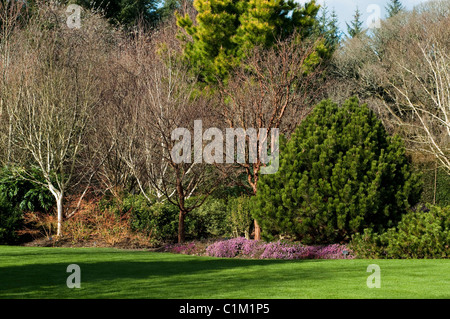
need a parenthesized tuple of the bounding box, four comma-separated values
(0, 255, 346, 298)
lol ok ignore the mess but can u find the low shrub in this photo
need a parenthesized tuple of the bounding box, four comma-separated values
(259, 242, 351, 260)
(350, 204, 450, 258)
(18, 211, 58, 240)
(347, 228, 384, 259)
(0, 166, 54, 244)
(129, 199, 179, 241)
(0, 198, 23, 244)
(106, 193, 249, 242)
(226, 195, 253, 239)
(415, 163, 450, 206)
(63, 199, 156, 247)
(204, 237, 354, 260)
(188, 197, 228, 238)
(205, 237, 259, 258)
(163, 241, 209, 256)
(99, 193, 215, 241)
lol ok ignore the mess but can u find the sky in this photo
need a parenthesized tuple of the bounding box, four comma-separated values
(297, 0, 432, 35)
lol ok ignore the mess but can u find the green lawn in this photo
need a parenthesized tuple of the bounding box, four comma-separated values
(0, 245, 449, 299)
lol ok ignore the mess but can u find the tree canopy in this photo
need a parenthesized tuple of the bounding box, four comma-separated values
(176, 0, 324, 84)
(346, 6, 364, 38)
(386, 0, 404, 18)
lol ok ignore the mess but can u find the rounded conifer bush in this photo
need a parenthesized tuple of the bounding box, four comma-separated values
(252, 97, 422, 244)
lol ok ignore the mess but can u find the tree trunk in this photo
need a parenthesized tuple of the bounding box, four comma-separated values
(254, 219, 261, 241)
(251, 182, 261, 240)
(56, 195, 63, 237)
(7, 117, 12, 164)
(48, 184, 64, 237)
(175, 170, 187, 243)
(178, 210, 185, 243)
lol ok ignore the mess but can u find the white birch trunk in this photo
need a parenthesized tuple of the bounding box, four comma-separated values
(48, 184, 63, 237)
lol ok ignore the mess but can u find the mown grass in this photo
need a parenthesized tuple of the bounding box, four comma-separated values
(0, 246, 448, 299)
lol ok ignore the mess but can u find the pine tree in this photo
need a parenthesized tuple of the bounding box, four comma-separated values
(386, 0, 404, 18)
(316, 4, 340, 49)
(317, 3, 330, 35)
(251, 97, 423, 244)
(327, 9, 341, 47)
(176, 0, 322, 84)
(346, 6, 364, 38)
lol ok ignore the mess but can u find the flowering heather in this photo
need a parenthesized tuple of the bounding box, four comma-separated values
(163, 242, 203, 256)
(205, 237, 256, 258)
(205, 238, 355, 259)
(163, 238, 355, 259)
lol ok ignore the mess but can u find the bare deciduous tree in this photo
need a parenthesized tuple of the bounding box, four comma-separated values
(0, 0, 27, 165)
(102, 24, 225, 243)
(379, 4, 450, 174)
(333, 1, 450, 174)
(3, 3, 112, 236)
(218, 35, 328, 240)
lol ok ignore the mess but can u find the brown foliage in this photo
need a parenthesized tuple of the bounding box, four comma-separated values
(18, 212, 58, 240)
(62, 199, 155, 247)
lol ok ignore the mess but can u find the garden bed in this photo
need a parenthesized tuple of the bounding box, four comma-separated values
(21, 236, 354, 259)
(162, 237, 354, 260)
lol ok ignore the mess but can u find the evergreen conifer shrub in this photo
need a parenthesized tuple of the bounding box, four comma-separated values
(252, 97, 422, 244)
